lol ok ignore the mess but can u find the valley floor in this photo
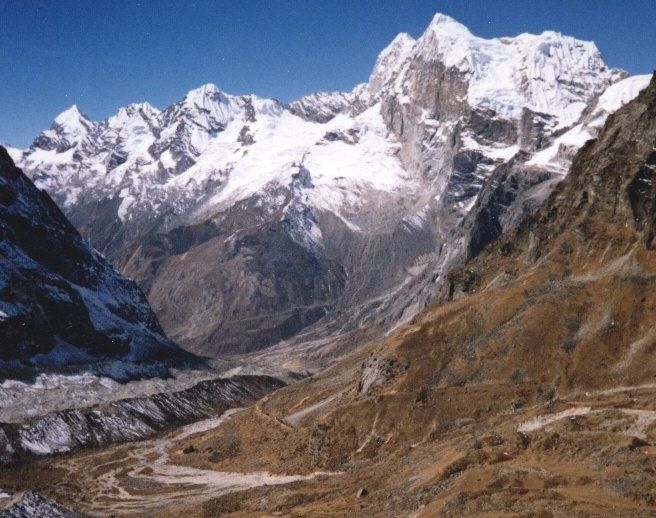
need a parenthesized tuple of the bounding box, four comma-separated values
(2, 366, 656, 517)
(0, 409, 331, 516)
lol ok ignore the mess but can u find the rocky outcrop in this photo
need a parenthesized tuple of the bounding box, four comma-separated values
(0, 491, 83, 517)
(0, 374, 284, 465)
(287, 87, 367, 123)
(442, 73, 656, 304)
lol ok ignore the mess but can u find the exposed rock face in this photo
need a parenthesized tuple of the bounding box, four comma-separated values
(123, 195, 348, 355)
(0, 147, 181, 367)
(0, 491, 83, 517)
(12, 14, 650, 364)
(0, 374, 284, 464)
(287, 86, 368, 123)
(431, 73, 656, 387)
(445, 73, 656, 300)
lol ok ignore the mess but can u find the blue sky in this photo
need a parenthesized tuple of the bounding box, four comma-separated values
(2, 0, 654, 147)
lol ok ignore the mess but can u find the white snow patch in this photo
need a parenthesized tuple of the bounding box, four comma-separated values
(461, 134, 519, 161)
(5, 146, 23, 163)
(117, 192, 135, 221)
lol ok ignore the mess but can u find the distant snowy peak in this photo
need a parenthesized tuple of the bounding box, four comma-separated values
(299, 13, 626, 128)
(52, 104, 94, 134)
(34, 84, 283, 157)
(101, 103, 161, 140)
(111, 102, 161, 123)
(377, 13, 624, 127)
(32, 104, 95, 153)
(185, 82, 224, 102)
(424, 12, 474, 41)
(180, 83, 238, 119)
(182, 83, 282, 117)
(160, 83, 283, 135)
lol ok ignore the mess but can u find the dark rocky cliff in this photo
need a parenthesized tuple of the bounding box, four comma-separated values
(0, 147, 182, 367)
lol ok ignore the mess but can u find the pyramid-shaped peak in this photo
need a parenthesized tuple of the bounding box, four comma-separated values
(426, 13, 473, 37)
(54, 104, 88, 125)
(52, 105, 93, 134)
(129, 101, 160, 113)
(389, 32, 416, 47)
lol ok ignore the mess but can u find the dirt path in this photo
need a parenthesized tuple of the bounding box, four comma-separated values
(517, 405, 656, 438)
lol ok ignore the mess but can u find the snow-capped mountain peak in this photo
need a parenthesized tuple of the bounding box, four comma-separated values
(53, 105, 94, 138)
(427, 12, 474, 37)
(116, 102, 161, 119)
(53, 104, 90, 129)
(160, 82, 250, 137)
(398, 13, 625, 126)
(30, 104, 95, 153)
(183, 82, 228, 106)
(107, 103, 160, 130)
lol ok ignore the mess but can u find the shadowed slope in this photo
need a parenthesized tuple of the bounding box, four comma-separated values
(0, 146, 184, 367)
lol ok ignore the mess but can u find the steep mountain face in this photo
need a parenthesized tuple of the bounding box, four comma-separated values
(0, 146, 181, 367)
(454, 74, 653, 258)
(13, 14, 650, 362)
